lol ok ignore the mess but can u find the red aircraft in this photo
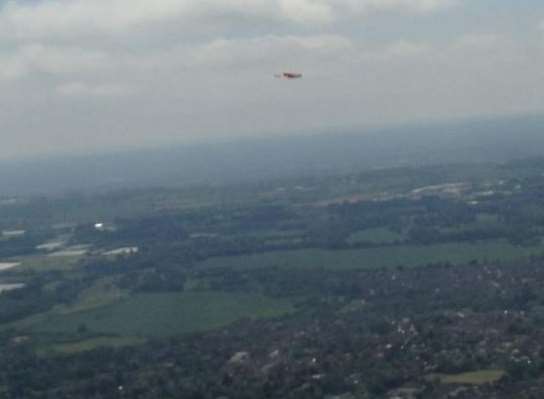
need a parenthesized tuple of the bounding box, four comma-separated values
(274, 72, 303, 79)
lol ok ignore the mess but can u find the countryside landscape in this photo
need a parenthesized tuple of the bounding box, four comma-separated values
(2, 0, 544, 397)
(3, 148, 544, 398)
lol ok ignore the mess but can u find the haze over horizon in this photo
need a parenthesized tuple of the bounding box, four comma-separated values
(1, 0, 544, 160)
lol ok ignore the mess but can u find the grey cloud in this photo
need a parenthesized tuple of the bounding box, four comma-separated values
(0, 0, 456, 41)
(0, 44, 109, 79)
(56, 81, 133, 97)
(0, 0, 542, 160)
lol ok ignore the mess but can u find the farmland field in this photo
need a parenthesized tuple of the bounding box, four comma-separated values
(23, 292, 294, 338)
(430, 370, 506, 385)
(55, 277, 128, 315)
(42, 336, 146, 355)
(10, 254, 83, 272)
(346, 227, 404, 244)
(199, 239, 544, 271)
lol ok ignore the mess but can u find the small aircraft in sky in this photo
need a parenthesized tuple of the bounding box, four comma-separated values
(274, 72, 303, 79)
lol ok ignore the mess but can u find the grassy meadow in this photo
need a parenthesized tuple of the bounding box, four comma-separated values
(346, 227, 405, 244)
(22, 292, 294, 338)
(429, 370, 506, 385)
(199, 239, 544, 271)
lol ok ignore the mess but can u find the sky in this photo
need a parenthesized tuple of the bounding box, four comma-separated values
(0, 0, 543, 160)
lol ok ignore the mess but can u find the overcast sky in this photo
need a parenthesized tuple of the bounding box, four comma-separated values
(0, 0, 543, 160)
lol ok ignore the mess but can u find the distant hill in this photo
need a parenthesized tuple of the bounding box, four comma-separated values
(1, 114, 544, 195)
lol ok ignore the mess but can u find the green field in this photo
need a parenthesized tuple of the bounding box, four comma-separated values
(55, 277, 128, 315)
(430, 370, 505, 385)
(439, 213, 503, 235)
(347, 227, 404, 244)
(24, 292, 294, 338)
(199, 240, 544, 271)
(41, 336, 146, 355)
(10, 254, 83, 272)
